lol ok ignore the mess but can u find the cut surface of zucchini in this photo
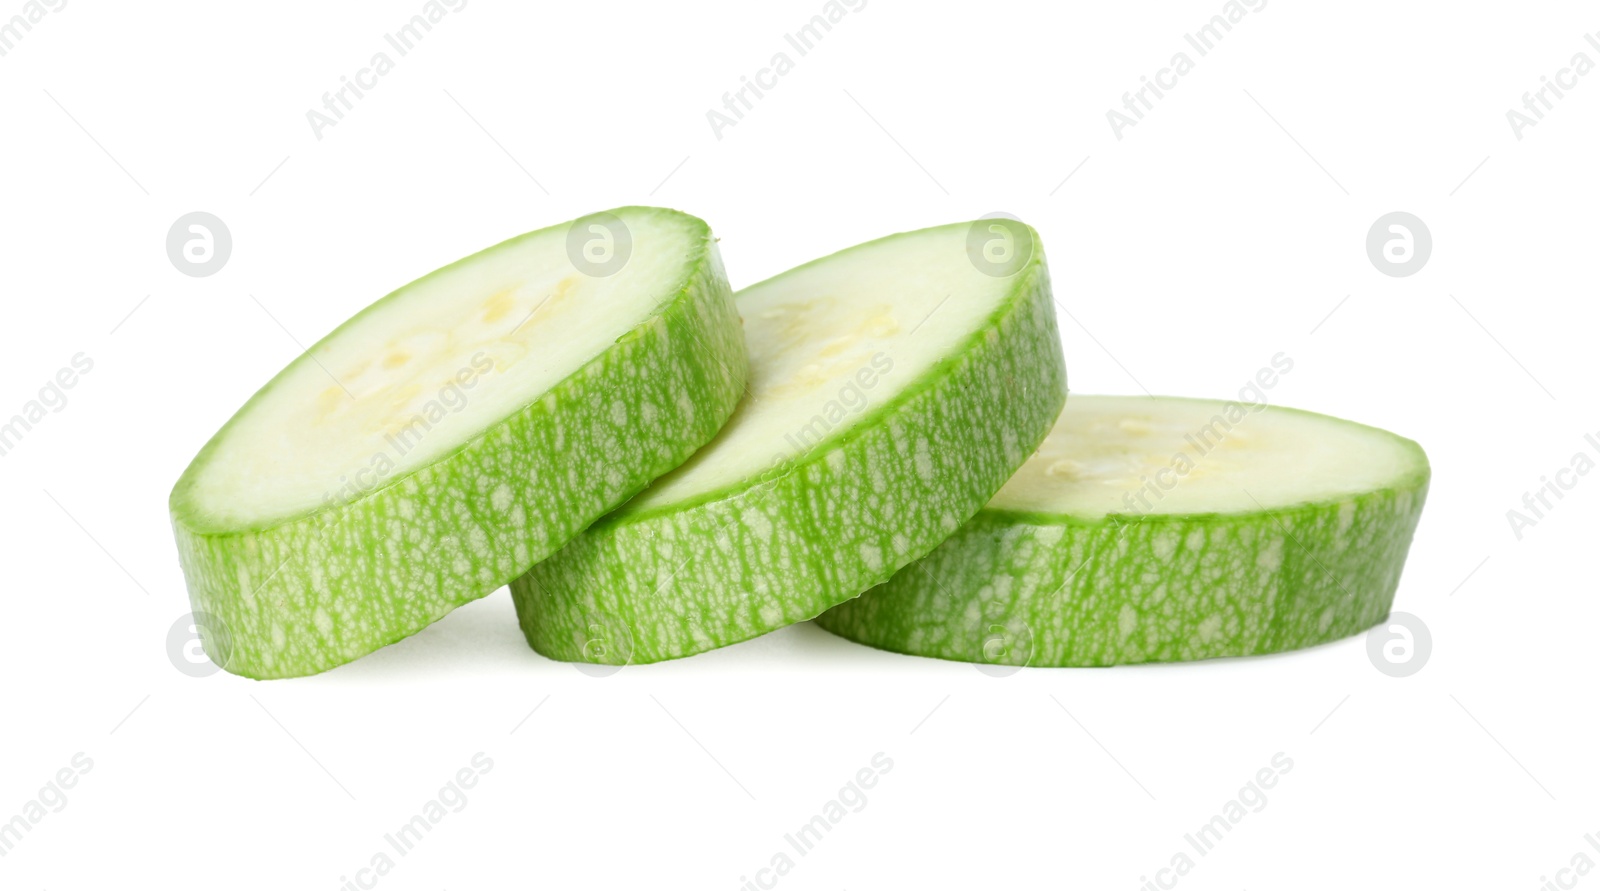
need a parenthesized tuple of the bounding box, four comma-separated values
(171, 207, 746, 678)
(512, 220, 1067, 664)
(816, 395, 1430, 667)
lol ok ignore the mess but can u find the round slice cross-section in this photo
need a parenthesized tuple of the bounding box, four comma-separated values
(816, 394, 1430, 667)
(170, 207, 746, 678)
(511, 219, 1067, 664)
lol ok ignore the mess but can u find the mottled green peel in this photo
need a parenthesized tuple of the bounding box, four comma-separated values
(171, 207, 747, 678)
(816, 396, 1430, 667)
(511, 220, 1067, 664)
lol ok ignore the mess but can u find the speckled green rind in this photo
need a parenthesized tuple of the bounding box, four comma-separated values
(170, 211, 746, 679)
(511, 242, 1066, 664)
(815, 437, 1429, 667)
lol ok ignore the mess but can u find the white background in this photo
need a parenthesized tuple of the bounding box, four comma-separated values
(1, 1, 1596, 888)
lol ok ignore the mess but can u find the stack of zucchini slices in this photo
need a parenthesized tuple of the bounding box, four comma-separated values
(171, 208, 1426, 677)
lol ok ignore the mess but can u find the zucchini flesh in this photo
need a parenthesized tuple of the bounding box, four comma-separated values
(817, 395, 1430, 667)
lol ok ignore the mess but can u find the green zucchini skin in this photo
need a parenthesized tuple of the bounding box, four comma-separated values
(512, 232, 1067, 665)
(170, 211, 746, 679)
(816, 438, 1429, 667)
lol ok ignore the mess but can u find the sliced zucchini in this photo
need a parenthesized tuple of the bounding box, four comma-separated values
(816, 395, 1430, 666)
(170, 207, 746, 678)
(511, 220, 1067, 664)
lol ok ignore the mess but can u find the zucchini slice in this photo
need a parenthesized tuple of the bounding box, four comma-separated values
(511, 219, 1067, 664)
(816, 395, 1430, 667)
(170, 207, 746, 678)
